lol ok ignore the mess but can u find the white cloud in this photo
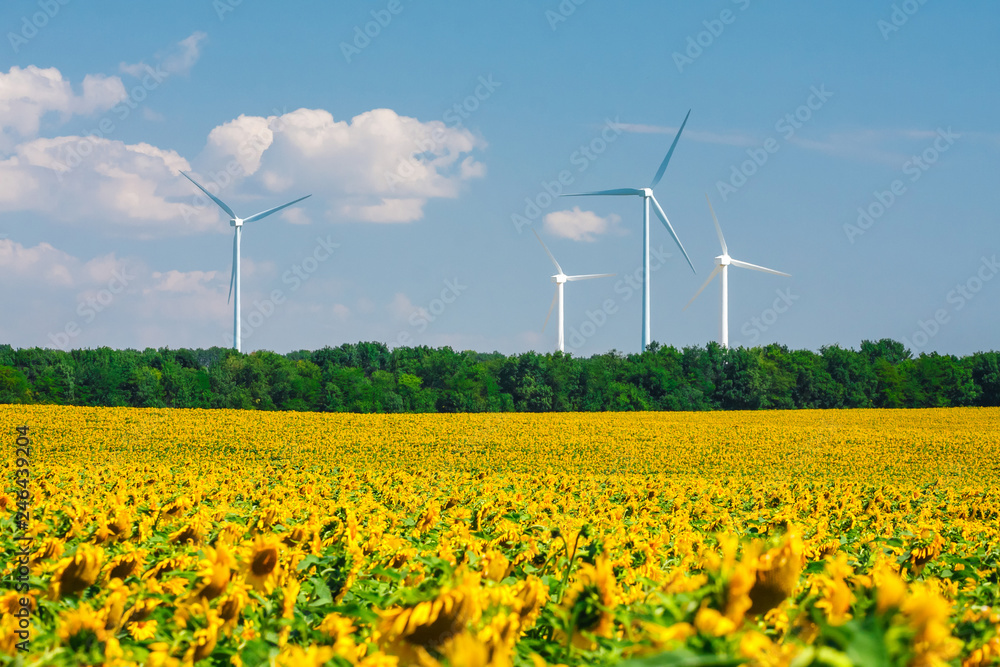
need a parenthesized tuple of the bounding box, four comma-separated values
(200, 107, 487, 223)
(0, 135, 216, 237)
(0, 66, 126, 146)
(387, 293, 425, 322)
(120, 31, 208, 78)
(150, 269, 219, 293)
(543, 207, 621, 242)
(0, 238, 133, 290)
(0, 66, 485, 235)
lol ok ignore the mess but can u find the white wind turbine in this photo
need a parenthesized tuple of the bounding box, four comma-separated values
(181, 172, 311, 353)
(561, 110, 696, 352)
(685, 194, 790, 348)
(534, 230, 614, 353)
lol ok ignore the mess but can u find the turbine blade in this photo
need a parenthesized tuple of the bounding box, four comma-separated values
(227, 232, 237, 304)
(649, 109, 691, 188)
(683, 265, 722, 310)
(542, 287, 558, 333)
(704, 193, 728, 255)
(650, 194, 697, 274)
(561, 188, 644, 197)
(532, 228, 564, 274)
(566, 273, 616, 281)
(243, 195, 311, 223)
(730, 258, 790, 277)
(181, 172, 236, 219)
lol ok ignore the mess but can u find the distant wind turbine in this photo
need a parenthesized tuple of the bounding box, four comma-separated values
(181, 172, 311, 353)
(534, 230, 614, 353)
(685, 194, 790, 348)
(561, 110, 696, 352)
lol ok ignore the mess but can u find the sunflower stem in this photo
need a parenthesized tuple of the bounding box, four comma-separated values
(556, 529, 583, 605)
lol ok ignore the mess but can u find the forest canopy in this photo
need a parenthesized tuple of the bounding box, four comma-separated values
(1, 340, 997, 412)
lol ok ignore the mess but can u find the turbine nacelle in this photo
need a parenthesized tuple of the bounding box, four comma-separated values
(551, 274, 568, 284)
(642, 188, 653, 197)
(230, 218, 244, 228)
(715, 254, 731, 266)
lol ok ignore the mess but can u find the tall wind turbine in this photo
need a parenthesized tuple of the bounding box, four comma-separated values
(181, 172, 310, 353)
(534, 230, 614, 353)
(561, 110, 696, 352)
(685, 194, 790, 348)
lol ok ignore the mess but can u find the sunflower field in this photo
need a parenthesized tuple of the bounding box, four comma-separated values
(1, 405, 999, 666)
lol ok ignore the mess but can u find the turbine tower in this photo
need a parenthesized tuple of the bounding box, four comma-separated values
(685, 194, 790, 348)
(181, 172, 310, 353)
(534, 230, 614, 353)
(561, 110, 696, 353)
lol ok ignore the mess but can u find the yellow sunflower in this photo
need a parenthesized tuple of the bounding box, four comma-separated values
(50, 546, 104, 599)
(243, 536, 282, 593)
(559, 556, 619, 650)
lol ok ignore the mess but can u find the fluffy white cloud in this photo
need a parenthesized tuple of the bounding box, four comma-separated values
(0, 55, 485, 236)
(0, 66, 126, 146)
(0, 135, 217, 236)
(198, 107, 487, 223)
(0, 239, 137, 295)
(543, 207, 621, 242)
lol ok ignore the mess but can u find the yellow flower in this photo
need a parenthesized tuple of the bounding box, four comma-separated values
(195, 542, 234, 601)
(559, 556, 619, 649)
(107, 548, 144, 582)
(51, 546, 104, 599)
(380, 574, 480, 654)
(873, 558, 907, 613)
(276, 645, 336, 666)
(748, 530, 803, 616)
(244, 536, 282, 593)
(694, 606, 737, 637)
(128, 618, 158, 640)
(813, 553, 855, 626)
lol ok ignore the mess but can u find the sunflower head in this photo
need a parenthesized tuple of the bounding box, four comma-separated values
(57, 603, 106, 651)
(107, 548, 144, 582)
(747, 530, 803, 616)
(52, 546, 104, 599)
(195, 542, 234, 601)
(379, 574, 481, 653)
(560, 556, 619, 649)
(243, 536, 282, 593)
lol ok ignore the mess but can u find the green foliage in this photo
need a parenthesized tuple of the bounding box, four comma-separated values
(0, 340, 997, 412)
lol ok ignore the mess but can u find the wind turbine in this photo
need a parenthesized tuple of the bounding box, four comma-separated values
(534, 230, 614, 353)
(561, 110, 696, 352)
(181, 172, 311, 353)
(685, 194, 790, 348)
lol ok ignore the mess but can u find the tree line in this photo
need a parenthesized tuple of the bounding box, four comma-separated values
(1, 340, 998, 412)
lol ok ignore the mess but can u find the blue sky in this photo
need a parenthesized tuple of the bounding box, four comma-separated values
(1, 0, 997, 356)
